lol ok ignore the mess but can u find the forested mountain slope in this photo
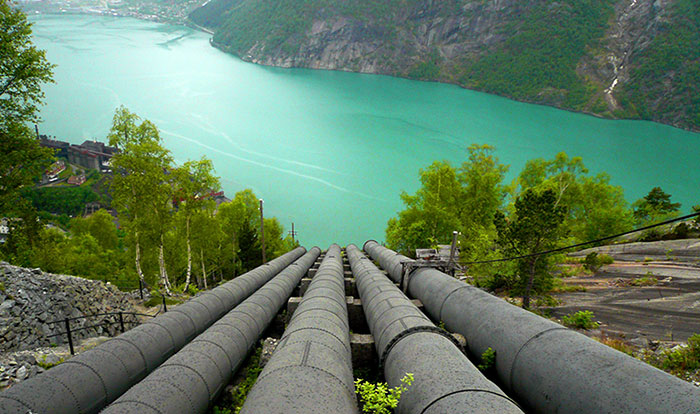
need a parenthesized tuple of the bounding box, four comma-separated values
(189, 0, 699, 131)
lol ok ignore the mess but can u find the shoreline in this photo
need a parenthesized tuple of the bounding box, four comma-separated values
(28, 10, 699, 135)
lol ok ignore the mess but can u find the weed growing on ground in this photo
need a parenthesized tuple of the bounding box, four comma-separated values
(561, 310, 599, 330)
(630, 272, 658, 286)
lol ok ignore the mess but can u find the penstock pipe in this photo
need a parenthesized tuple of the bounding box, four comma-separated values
(363, 240, 700, 414)
(347, 244, 522, 414)
(0, 247, 307, 414)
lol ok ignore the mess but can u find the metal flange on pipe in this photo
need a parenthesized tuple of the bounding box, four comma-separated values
(0, 247, 307, 414)
(241, 244, 358, 414)
(363, 240, 700, 414)
(101, 246, 320, 414)
(346, 244, 522, 414)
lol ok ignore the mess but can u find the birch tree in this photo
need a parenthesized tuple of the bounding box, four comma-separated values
(173, 158, 220, 291)
(108, 107, 173, 292)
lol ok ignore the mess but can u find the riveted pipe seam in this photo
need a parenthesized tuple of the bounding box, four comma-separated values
(421, 389, 520, 414)
(379, 325, 464, 369)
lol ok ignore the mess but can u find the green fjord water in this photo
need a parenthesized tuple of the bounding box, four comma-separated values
(30, 14, 700, 248)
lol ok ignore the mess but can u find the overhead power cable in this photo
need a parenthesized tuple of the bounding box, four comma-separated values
(462, 211, 700, 265)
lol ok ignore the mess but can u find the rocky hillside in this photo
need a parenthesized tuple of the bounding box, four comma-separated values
(189, 0, 699, 131)
(0, 263, 138, 352)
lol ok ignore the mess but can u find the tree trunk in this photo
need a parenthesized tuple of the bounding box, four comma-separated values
(134, 231, 145, 283)
(200, 248, 208, 290)
(184, 215, 192, 291)
(522, 256, 539, 309)
(159, 234, 171, 295)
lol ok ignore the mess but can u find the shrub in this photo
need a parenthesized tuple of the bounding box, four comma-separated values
(355, 373, 414, 414)
(478, 348, 496, 372)
(583, 252, 613, 272)
(561, 310, 599, 330)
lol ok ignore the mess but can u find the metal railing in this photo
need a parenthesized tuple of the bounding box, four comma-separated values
(46, 296, 168, 355)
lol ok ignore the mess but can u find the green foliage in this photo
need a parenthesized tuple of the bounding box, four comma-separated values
(630, 273, 658, 287)
(477, 347, 496, 372)
(494, 189, 567, 308)
(0, 1, 54, 221)
(21, 186, 99, 217)
(513, 152, 633, 244)
(551, 278, 586, 293)
(229, 345, 262, 413)
(460, 0, 615, 109)
(355, 373, 414, 414)
(618, 0, 700, 130)
(0, 0, 55, 126)
(660, 334, 700, 373)
(561, 310, 599, 330)
(387, 144, 508, 258)
(632, 187, 681, 226)
(37, 355, 64, 369)
(583, 252, 613, 272)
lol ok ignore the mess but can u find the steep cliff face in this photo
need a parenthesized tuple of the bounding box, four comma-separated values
(190, 0, 699, 131)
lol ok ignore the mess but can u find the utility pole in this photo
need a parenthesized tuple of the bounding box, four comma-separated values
(288, 222, 297, 244)
(259, 199, 266, 264)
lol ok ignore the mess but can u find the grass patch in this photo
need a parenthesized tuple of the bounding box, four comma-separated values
(630, 273, 658, 287)
(551, 278, 587, 293)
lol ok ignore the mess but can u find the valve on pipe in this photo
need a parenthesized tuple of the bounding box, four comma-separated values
(101, 247, 321, 414)
(241, 244, 358, 414)
(0, 247, 307, 414)
(347, 244, 522, 414)
(363, 240, 700, 414)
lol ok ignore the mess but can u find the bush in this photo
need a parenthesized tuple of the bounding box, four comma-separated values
(355, 373, 414, 414)
(661, 335, 700, 373)
(561, 310, 599, 330)
(583, 252, 613, 272)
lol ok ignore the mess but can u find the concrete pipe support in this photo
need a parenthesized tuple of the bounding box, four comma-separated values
(0, 247, 307, 414)
(101, 247, 321, 414)
(241, 244, 358, 414)
(346, 244, 522, 414)
(363, 240, 700, 414)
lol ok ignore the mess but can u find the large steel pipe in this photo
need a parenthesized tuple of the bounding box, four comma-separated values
(363, 240, 700, 414)
(346, 244, 522, 414)
(0, 247, 307, 414)
(101, 247, 320, 414)
(241, 244, 358, 414)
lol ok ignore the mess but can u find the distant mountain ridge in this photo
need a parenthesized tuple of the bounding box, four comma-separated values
(188, 0, 699, 132)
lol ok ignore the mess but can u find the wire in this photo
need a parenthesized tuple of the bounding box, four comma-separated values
(462, 211, 700, 265)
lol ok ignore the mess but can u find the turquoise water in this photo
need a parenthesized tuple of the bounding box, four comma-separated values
(30, 14, 700, 248)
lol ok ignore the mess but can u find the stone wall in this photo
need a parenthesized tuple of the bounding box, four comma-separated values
(0, 263, 138, 352)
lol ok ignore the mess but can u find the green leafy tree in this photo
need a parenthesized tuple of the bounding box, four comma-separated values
(513, 152, 632, 243)
(494, 189, 566, 309)
(0, 0, 54, 126)
(386, 161, 462, 256)
(172, 158, 220, 290)
(70, 209, 118, 250)
(108, 106, 173, 292)
(632, 187, 681, 225)
(0, 2, 54, 260)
